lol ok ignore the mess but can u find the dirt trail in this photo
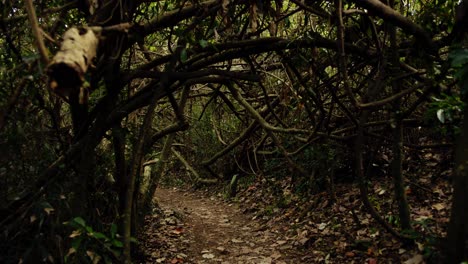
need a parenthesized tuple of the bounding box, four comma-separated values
(143, 187, 304, 264)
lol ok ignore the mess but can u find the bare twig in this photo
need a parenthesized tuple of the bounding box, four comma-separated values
(335, 0, 358, 108)
(24, 0, 49, 65)
(353, 0, 434, 51)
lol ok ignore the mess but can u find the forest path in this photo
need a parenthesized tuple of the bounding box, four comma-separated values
(140, 187, 304, 264)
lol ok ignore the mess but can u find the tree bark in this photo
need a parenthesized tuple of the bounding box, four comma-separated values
(446, 105, 468, 263)
(389, 4, 411, 231)
(122, 89, 159, 263)
(390, 119, 411, 230)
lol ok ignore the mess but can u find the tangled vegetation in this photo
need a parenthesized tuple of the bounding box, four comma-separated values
(1, 0, 468, 262)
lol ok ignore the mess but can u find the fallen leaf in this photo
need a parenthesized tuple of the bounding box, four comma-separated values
(367, 247, 374, 256)
(69, 230, 82, 238)
(299, 237, 310, 246)
(318, 222, 327, 230)
(202, 253, 215, 259)
(277, 240, 287, 245)
(44, 207, 55, 215)
(416, 242, 424, 251)
(345, 251, 355, 257)
(30, 215, 37, 223)
(259, 257, 273, 264)
(66, 248, 76, 257)
(170, 258, 183, 263)
(377, 188, 386, 195)
(86, 251, 101, 264)
(271, 251, 282, 259)
(405, 187, 412, 195)
(403, 254, 424, 264)
(172, 226, 184, 235)
(247, 185, 257, 191)
(216, 246, 228, 254)
(231, 238, 243, 243)
(432, 203, 445, 211)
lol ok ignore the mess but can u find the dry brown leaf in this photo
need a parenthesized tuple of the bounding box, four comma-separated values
(202, 253, 215, 259)
(30, 215, 37, 223)
(172, 226, 184, 235)
(403, 254, 424, 264)
(69, 230, 81, 238)
(170, 258, 183, 263)
(367, 247, 375, 256)
(66, 248, 76, 257)
(44, 207, 54, 215)
(432, 203, 445, 211)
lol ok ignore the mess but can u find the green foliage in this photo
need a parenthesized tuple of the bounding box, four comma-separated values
(294, 143, 344, 194)
(0, 0, 463, 261)
(64, 217, 126, 263)
(385, 214, 400, 227)
(238, 174, 256, 188)
(424, 48, 467, 136)
(450, 48, 468, 93)
(180, 97, 242, 179)
(426, 93, 464, 134)
(417, 0, 456, 35)
(263, 205, 275, 216)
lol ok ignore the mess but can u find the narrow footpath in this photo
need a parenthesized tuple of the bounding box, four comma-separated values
(139, 187, 306, 264)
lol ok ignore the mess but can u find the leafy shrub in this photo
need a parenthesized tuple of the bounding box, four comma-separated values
(64, 217, 125, 264)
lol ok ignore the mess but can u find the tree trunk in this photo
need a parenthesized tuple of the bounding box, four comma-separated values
(389, 2, 411, 231)
(446, 105, 468, 263)
(112, 125, 127, 215)
(391, 119, 411, 230)
(122, 92, 159, 263)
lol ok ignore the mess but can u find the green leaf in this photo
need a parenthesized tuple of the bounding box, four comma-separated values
(73, 217, 86, 227)
(112, 239, 123, 248)
(180, 48, 188, 62)
(91, 232, 107, 240)
(110, 224, 117, 239)
(449, 49, 468, 68)
(436, 109, 445, 123)
(71, 237, 83, 250)
(110, 248, 121, 257)
(130, 237, 138, 244)
(199, 39, 208, 48)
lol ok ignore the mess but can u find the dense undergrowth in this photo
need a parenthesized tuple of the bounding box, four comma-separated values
(2, 0, 468, 262)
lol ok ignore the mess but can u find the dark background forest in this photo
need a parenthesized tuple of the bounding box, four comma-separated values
(1, 0, 468, 263)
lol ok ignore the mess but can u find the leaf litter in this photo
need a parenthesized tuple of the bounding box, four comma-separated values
(138, 155, 452, 263)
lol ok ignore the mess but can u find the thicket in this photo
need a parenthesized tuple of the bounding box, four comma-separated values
(1, 0, 468, 263)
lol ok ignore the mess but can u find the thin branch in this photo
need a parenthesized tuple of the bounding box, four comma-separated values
(24, 0, 49, 65)
(353, 0, 434, 51)
(226, 83, 311, 135)
(289, 0, 331, 19)
(141, 0, 220, 36)
(358, 85, 419, 109)
(172, 148, 218, 184)
(335, 0, 358, 108)
(124, 69, 261, 84)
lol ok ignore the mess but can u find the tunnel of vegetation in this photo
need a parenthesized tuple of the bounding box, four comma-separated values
(1, 0, 468, 263)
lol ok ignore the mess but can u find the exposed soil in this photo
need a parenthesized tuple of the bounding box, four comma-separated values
(139, 187, 305, 263)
